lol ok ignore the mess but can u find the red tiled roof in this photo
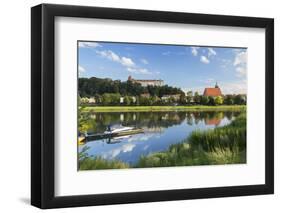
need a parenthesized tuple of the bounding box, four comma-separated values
(203, 88, 222, 97)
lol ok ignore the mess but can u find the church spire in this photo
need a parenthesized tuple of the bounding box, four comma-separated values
(215, 81, 219, 88)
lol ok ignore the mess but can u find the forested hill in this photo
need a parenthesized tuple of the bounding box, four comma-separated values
(79, 77, 184, 97)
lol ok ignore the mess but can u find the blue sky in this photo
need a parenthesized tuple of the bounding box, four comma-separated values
(78, 41, 247, 95)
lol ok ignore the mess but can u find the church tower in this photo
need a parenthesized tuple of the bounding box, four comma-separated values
(203, 81, 222, 97)
(215, 82, 219, 88)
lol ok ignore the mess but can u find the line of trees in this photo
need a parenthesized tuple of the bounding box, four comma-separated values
(79, 92, 246, 106)
(79, 77, 184, 97)
(192, 92, 246, 106)
(79, 77, 246, 106)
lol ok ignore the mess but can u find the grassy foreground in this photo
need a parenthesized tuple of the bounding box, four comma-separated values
(79, 113, 246, 170)
(136, 113, 246, 168)
(78, 147, 129, 170)
(81, 105, 246, 112)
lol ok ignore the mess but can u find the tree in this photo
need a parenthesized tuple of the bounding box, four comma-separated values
(186, 91, 193, 97)
(101, 93, 111, 105)
(80, 97, 89, 104)
(139, 96, 150, 105)
(101, 93, 121, 105)
(186, 91, 193, 105)
(224, 95, 234, 105)
(234, 94, 246, 105)
(193, 92, 201, 104)
(124, 96, 131, 106)
(179, 93, 186, 104)
(79, 77, 184, 98)
(94, 94, 101, 104)
(111, 93, 121, 105)
(135, 96, 140, 106)
(151, 96, 160, 105)
(214, 96, 223, 105)
(200, 96, 209, 105)
(208, 96, 215, 106)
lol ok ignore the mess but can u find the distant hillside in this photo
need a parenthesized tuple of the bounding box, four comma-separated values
(79, 77, 184, 97)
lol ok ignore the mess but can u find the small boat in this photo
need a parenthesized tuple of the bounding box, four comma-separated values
(77, 126, 144, 144)
(104, 125, 134, 134)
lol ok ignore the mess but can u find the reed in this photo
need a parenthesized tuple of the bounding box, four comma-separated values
(78, 146, 129, 170)
(79, 157, 129, 170)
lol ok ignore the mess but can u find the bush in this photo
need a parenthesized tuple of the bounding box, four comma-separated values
(215, 96, 224, 105)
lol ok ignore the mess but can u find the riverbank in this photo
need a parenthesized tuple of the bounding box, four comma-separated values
(81, 105, 246, 112)
(78, 113, 246, 170)
(136, 113, 246, 168)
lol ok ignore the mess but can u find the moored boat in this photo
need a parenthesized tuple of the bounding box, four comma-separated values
(104, 125, 135, 134)
(78, 125, 144, 144)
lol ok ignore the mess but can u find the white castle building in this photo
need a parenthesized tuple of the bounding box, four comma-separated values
(128, 75, 164, 87)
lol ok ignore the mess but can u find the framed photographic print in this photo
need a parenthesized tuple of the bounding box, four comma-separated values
(31, 4, 274, 209)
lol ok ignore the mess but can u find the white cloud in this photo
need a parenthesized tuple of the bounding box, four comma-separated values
(220, 82, 247, 94)
(140, 58, 149, 64)
(96, 49, 154, 75)
(96, 50, 135, 67)
(121, 56, 135, 67)
(233, 50, 247, 78)
(235, 66, 247, 77)
(208, 48, 217, 57)
(191, 47, 216, 63)
(110, 52, 120, 62)
(97, 50, 120, 62)
(79, 42, 101, 48)
(191, 47, 200, 56)
(233, 51, 247, 66)
(219, 58, 231, 70)
(78, 65, 86, 73)
(200, 56, 210, 64)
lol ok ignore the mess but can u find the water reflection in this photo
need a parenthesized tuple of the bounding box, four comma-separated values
(79, 111, 241, 166)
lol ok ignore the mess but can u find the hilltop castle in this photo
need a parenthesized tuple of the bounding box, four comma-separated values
(128, 75, 164, 87)
(203, 82, 222, 97)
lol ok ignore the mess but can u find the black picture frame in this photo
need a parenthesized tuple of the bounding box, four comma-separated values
(31, 3, 274, 209)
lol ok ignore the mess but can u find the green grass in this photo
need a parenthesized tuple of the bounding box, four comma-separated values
(79, 147, 129, 170)
(136, 113, 246, 168)
(81, 105, 246, 113)
(79, 157, 129, 170)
